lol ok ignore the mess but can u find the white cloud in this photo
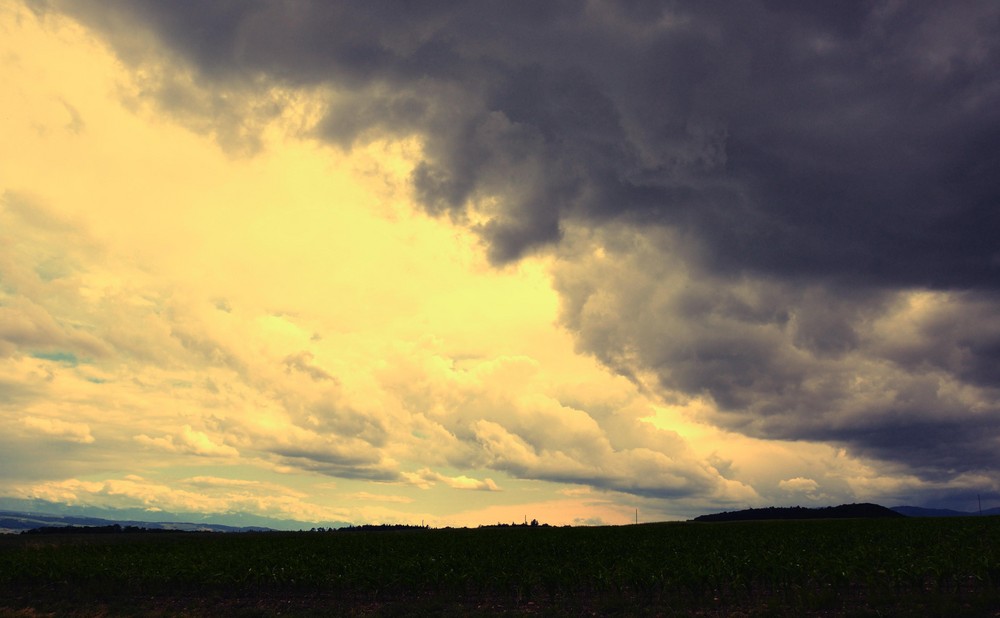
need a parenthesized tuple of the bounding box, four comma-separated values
(778, 477, 820, 494)
(178, 425, 239, 458)
(401, 468, 501, 492)
(134, 426, 238, 458)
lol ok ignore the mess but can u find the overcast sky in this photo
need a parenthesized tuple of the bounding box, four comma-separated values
(2, 0, 998, 527)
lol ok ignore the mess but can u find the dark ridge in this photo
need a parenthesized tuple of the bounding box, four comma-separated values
(21, 524, 186, 535)
(693, 503, 904, 522)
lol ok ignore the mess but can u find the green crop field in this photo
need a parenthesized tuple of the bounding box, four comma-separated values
(2, 517, 1000, 616)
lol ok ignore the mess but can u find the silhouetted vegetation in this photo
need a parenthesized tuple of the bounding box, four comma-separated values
(22, 524, 187, 535)
(478, 518, 549, 528)
(330, 523, 429, 532)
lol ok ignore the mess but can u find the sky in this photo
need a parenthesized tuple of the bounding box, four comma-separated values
(1, 0, 998, 528)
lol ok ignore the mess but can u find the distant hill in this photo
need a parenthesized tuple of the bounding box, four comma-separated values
(891, 506, 1000, 518)
(693, 503, 903, 522)
(0, 510, 273, 533)
(0, 498, 351, 532)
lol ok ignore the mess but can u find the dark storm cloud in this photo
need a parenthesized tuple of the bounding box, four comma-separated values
(54, 0, 1000, 282)
(46, 1, 1000, 488)
(551, 227, 1000, 480)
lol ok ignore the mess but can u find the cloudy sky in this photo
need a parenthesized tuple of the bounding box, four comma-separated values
(2, 0, 998, 527)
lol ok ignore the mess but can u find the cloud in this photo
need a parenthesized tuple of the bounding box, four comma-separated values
(21, 415, 94, 444)
(777, 477, 828, 503)
(50, 1, 1000, 279)
(181, 476, 272, 489)
(552, 225, 1000, 480)
(373, 348, 757, 503)
(401, 468, 500, 492)
(134, 425, 238, 458)
(0, 191, 111, 357)
(177, 425, 239, 457)
(349, 492, 414, 504)
(778, 477, 819, 494)
(283, 351, 336, 382)
(11, 475, 348, 523)
(8, 1, 1000, 522)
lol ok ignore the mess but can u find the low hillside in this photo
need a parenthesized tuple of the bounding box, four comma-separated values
(0, 510, 270, 533)
(693, 503, 903, 522)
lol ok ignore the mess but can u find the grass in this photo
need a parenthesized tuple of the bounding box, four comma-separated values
(2, 517, 1000, 616)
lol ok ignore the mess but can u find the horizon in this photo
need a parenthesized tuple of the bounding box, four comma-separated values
(3, 500, 996, 534)
(2, 1, 999, 528)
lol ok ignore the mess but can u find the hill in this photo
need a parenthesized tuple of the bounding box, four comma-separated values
(693, 503, 903, 522)
(891, 505, 1000, 518)
(0, 510, 272, 533)
(0, 498, 350, 532)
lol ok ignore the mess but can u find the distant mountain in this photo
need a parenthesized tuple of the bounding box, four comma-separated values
(891, 506, 1000, 518)
(0, 510, 275, 533)
(693, 503, 903, 522)
(0, 498, 351, 533)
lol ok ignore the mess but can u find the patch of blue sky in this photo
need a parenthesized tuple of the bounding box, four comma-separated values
(31, 351, 79, 366)
(34, 258, 72, 281)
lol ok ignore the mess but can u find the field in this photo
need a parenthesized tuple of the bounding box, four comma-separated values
(2, 517, 1000, 616)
